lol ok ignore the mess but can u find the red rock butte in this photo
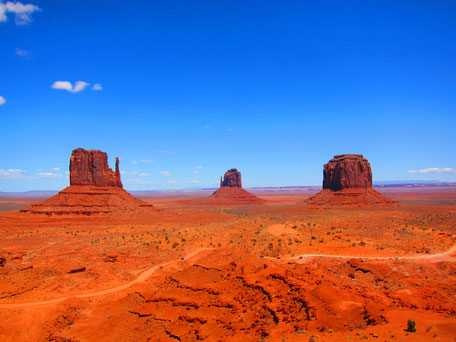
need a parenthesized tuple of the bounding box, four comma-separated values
(307, 154, 395, 206)
(70, 148, 123, 187)
(21, 148, 157, 216)
(208, 168, 266, 205)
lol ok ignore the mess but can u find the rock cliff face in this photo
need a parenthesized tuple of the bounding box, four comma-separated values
(323, 154, 372, 191)
(307, 154, 395, 207)
(70, 148, 122, 188)
(220, 169, 242, 188)
(22, 148, 158, 216)
(185, 168, 265, 205)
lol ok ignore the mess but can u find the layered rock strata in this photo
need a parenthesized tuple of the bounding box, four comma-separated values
(307, 154, 395, 206)
(208, 169, 265, 205)
(220, 168, 242, 188)
(22, 148, 157, 216)
(70, 148, 122, 187)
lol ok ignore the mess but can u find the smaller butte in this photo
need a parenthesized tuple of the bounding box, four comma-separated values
(210, 168, 265, 204)
(191, 168, 265, 205)
(21, 148, 157, 217)
(307, 154, 395, 207)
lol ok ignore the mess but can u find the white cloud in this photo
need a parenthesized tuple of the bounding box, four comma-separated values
(408, 168, 456, 174)
(195, 166, 202, 169)
(190, 179, 200, 183)
(120, 171, 138, 175)
(193, 170, 200, 174)
(141, 159, 154, 163)
(35, 172, 62, 178)
(15, 48, 29, 57)
(52, 81, 89, 93)
(154, 149, 174, 154)
(139, 173, 148, 177)
(132, 161, 138, 164)
(160, 171, 171, 176)
(92, 83, 102, 91)
(0, 169, 26, 179)
(0, 2, 41, 25)
(0, 169, 68, 180)
(168, 180, 176, 184)
(52, 167, 60, 171)
(0, 96, 6, 105)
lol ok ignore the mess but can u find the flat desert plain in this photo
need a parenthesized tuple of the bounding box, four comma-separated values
(0, 186, 455, 341)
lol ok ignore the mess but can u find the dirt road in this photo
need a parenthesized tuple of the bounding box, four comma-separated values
(1, 244, 455, 309)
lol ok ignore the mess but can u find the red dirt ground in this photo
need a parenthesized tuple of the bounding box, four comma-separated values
(0, 187, 456, 341)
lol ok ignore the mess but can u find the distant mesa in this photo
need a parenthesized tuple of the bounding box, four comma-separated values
(208, 168, 266, 205)
(185, 168, 266, 205)
(21, 148, 158, 216)
(307, 154, 396, 206)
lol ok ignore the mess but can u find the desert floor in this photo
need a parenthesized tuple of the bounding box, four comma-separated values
(0, 187, 455, 341)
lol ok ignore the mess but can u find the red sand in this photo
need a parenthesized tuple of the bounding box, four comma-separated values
(0, 186, 455, 341)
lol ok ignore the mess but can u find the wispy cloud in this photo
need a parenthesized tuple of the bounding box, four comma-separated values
(195, 166, 202, 169)
(0, 169, 26, 179)
(160, 171, 171, 176)
(52, 81, 89, 93)
(193, 170, 200, 174)
(52, 167, 60, 171)
(139, 173, 148, 177)
(168, 180, 176, 184)
(120, 171, 138, 175)
(0, 1, 41, 25)
(141, 159, 154, 163)
(132, 161, 138, 165)
(15, 48, 30, 58)
(0, 96, 6, 105)
(92, 83, 103, 91)
(35, 172, 64, 178)
(154, 149, 175, 154)
(190, 179, 200, 183)
(0, 169, 68, 180)
(408, 168, 456, 174)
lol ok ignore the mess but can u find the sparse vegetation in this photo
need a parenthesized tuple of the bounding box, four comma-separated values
(405, 319, 416, 333)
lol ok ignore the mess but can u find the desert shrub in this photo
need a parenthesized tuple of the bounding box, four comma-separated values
(406, 319, 416, 333)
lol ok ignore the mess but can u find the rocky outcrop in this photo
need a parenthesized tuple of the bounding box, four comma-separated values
(220, 169, 242, 188)
(323, 154, 372, 190)
(207, 168, 265, 205)
(70, 148, 122, 187)
(22, 148, 158, 217)
(307, 154, 395, 207)
(185, 168, 265, 205)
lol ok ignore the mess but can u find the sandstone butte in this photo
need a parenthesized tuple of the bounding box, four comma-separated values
(307, 154, 396, 206)
(21, 148, 157, 216)
(186, 168, 266, 205)
(208, 168, 266, 204)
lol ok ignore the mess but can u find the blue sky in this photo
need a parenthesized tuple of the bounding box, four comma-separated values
(1, 0, 455, 191)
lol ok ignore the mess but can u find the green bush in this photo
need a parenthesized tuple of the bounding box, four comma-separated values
(406, 319, 416, 333)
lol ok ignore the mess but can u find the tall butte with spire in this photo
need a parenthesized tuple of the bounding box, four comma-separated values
(208, 168, 266, 205)
(307, 154, 395, 206)
(22, 148, 157, 216)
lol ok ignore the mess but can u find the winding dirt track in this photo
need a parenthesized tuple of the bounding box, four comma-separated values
(1, 244, 455, 309)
